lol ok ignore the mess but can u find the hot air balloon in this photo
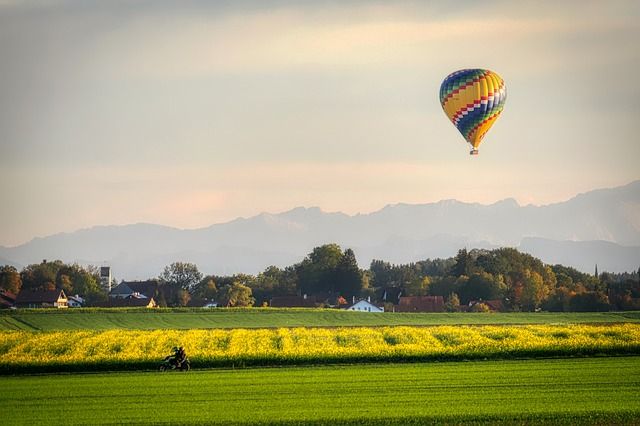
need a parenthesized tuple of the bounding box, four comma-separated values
(439, 69, 506, 155)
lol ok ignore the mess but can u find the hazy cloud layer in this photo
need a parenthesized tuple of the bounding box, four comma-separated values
(1, 1, 639, 246)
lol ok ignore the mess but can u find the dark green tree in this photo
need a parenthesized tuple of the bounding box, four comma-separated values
(450, 248, 473, 277)
(333, 248, 363, 299)
(20, 260, 64, 291)
(369, 259, 394, 288)
(0, 265, 22, 294)
(404, 276, 431, 297)
(159, 262, 203, 292)
(296, 244, 344, 295)
(457, 272, 505, 304)
(219, 282, 255, 307)
(429, 276, 461, 297)
(193, 277, 218, 300)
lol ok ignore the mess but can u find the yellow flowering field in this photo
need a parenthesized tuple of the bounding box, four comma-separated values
(1, 324, 639, 372)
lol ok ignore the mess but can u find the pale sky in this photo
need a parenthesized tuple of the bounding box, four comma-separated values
(1, 0, 639, 247)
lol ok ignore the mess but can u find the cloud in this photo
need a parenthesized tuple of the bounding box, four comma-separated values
(85, 8, 638, 78)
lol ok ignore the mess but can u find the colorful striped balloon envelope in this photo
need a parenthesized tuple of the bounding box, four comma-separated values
(439, 69, 506, 155)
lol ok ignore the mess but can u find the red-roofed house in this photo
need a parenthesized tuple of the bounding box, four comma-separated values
(395, 296, 445, 312)
(0, 289, 16, 309)
(15, 289, 68, 309)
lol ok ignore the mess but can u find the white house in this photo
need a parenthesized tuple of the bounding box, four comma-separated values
(67, 294, 85, 308)
(346, 299, 384, 313)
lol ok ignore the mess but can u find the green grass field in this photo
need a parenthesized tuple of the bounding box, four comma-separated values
(2, 309, 639, 331)
(1, 357, 639, 425)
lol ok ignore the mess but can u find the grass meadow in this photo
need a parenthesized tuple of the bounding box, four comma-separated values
(1, 357, 639, 425)
(2, 308, 639, 331)
(3, 309, 640, 424)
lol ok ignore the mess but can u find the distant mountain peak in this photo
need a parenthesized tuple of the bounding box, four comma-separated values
(1, 181, 639, 277)
(280, 206, 322, 216)
(492, 198, 519, 208)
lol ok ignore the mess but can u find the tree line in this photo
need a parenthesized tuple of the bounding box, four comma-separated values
(1, 245, 639, 311)
(0, 261, 107, 305)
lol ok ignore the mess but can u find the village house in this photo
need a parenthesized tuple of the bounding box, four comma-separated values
(0, 289, 16, 309)
(345, 298, 384, 313)
(109, 280, 159, 299)
(100, 296, 158, 308)
(395, 295, 445, 312)
(14, 289, 68, 309)
(109, 282, 136, 298)
(67, 294, 85, 308)
(378, 287, 403, 304)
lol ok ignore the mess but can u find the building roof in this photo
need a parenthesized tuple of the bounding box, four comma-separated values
(110, 282, 134, 295)
(469, 299, 503, 311)
(396, 295, 445, 312)
(0, 290, 15, 308)
(0, 289, 16, 303)
(377, 287, 403, 303)
(67, 295, 85, 306)
(345, 299, 384, 311)
(15, 289, 67, 304)
(100, 297, 157, 308)
(129, 293, 148, 299)
(122, 280, 159, 297)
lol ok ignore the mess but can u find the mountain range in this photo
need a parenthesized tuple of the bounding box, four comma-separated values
(1, 181, 639, 280)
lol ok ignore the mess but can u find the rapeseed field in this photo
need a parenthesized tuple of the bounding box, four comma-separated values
(1, 324, 639, 372)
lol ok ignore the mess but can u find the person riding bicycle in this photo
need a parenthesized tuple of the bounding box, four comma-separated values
(176, 346, 187, 367)
(165, 346, 180, 368)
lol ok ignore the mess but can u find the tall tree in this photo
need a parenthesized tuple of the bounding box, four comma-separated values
(250, 266, 298, 304)
(159, 262, 203, 292)
(296, 244, 344, 295)
(333, 248, 363, 298)
(193, 277, 218, 300)
(445, 292, 460, 312)
(20, 260, 64, 291)
(175, 289, 191, 307)
(520, 269, 548, 311)
(450, 249, 473, 277)
(457, 272, 505, 304)
(0, 265, 22, 294)
(369, 259, 393, 288)
(404, 276, 431, 297)
(219, 282, 255, 307)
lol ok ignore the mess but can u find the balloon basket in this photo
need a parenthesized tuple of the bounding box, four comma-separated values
(470, 149, 479, 156)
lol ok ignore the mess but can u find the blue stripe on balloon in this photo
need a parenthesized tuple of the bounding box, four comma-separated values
(456, 105, 486, 138)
